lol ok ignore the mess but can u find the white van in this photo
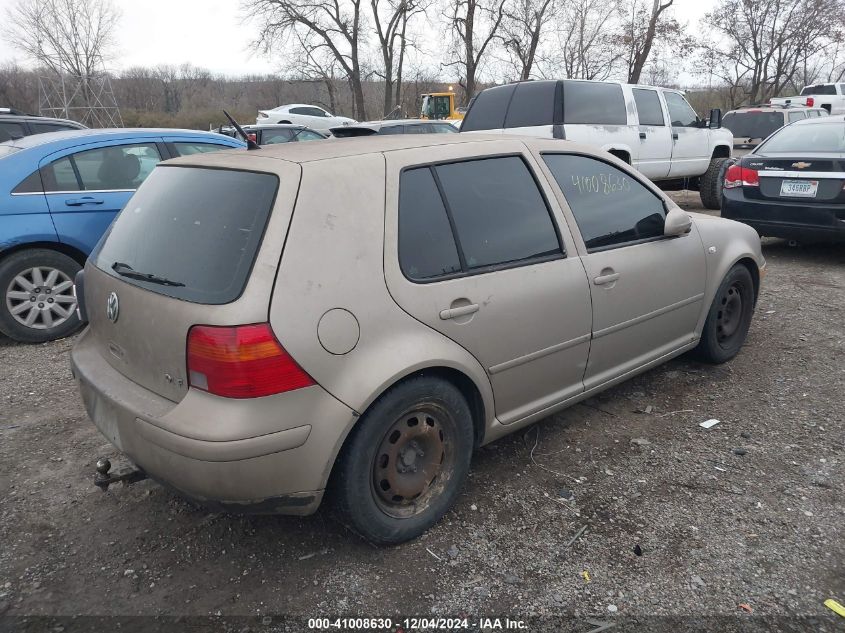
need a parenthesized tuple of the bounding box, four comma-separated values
(460, 80, 734, 209)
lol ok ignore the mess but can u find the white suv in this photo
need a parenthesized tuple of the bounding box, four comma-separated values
(460, 80, 733, 209)
(256, 104, 355, 131)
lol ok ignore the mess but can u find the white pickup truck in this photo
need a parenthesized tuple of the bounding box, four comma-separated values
(460, 79, 734, 209)
(770, 83, 845, 114)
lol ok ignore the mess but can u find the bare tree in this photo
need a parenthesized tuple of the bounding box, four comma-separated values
(703, 0, 845, 105)
(372, 0, 428, 116)
(551, 0, 620, 81)
(498, 0, 555, 80)
(445, 0, 508, 103)
(619, 0, 674, 84)
(244, 0, 369, 119)
(3, 0, 120, 78)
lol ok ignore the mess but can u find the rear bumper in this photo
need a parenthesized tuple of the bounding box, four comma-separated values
(70, 327, 357, 515)
(722, 188, 845, 242)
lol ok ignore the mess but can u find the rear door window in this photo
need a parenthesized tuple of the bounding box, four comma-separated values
(435, 156, 561, 269)
(71, 143, 162, 190)
(504, 81, 556, 128)
(543, 153, 666, 251)
(787, 111, 806, 123)
(633, 89, 665, 126)
(398, 168, 462, 280)
(460, 84, 516, 131)
(93, 167, 279, 304)
(563, 81, 626, 125)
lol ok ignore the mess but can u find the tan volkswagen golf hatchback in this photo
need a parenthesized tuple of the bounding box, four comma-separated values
(71, 135, 764, 544)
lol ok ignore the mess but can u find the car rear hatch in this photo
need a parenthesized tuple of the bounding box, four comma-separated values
(82, 154, 302, 403)
(741, 153, 845, 204)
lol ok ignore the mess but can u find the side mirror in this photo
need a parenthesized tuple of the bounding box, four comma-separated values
(709, 108, 722, 129)
(664, 206, 692, 237)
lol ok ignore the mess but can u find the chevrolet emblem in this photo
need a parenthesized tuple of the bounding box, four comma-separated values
(791, 162, 812, 169)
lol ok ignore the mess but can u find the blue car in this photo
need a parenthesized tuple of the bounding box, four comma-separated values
(0, 129, 246, 342)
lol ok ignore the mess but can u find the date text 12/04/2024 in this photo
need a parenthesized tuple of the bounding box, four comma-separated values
(307, 618, 528, 630)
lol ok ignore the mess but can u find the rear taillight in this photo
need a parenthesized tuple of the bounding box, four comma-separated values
(187, 323, 314, 398)
(724, 164, 759, 189)
(806, 97, 815, 107)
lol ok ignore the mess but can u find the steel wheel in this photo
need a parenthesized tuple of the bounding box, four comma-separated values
(716, 282, 743, 344)
(371, 404, 454, 519)
(5, 266, 77, 330)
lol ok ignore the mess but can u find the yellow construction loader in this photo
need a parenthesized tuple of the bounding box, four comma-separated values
(419, 89, 465, 121)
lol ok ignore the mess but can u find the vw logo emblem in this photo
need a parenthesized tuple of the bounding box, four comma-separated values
(106, 292, 119, 323)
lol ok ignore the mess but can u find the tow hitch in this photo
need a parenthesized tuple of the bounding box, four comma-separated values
(94, 457, 148, 491)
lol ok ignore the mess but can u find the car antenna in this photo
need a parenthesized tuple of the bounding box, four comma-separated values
(223, 110, 259, 150)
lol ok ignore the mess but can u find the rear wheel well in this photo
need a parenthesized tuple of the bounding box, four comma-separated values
(0, 242, 87, 268)
(608, 149, 631, 164)
(711, 145, 731, 160)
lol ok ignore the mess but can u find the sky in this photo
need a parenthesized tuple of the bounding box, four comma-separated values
(0, 0, 709, 77)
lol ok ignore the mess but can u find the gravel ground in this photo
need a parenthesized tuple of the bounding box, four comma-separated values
(0, 196, 843, 631)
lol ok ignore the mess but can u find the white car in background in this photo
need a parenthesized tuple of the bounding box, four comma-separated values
(256, 104, 355, 131)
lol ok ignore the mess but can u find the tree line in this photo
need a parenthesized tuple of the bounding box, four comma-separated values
(2, 0, 845, 126)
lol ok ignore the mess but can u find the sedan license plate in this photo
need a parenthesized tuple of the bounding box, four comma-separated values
(780, 179, 818, 198)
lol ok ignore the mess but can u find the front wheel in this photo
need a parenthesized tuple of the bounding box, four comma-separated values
(330, 376, 474, 545)
(692, 264, 755, 364)
(0, 249, 82, 343)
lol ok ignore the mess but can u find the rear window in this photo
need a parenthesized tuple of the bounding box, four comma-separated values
(93, 167, 278, 304)
(504, 81, 556, 128)
(758, 123, 845, 153)
(563, 81, 626, 125)
(460, 84, 516, 131)
(801, 85, 836, 95)
(722, 111, 784, 140)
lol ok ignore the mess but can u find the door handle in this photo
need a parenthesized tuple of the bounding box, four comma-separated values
(65, 197, 104, 206)
(439, 303, 479, 320)
(672, 132, 679, 140)
(593, 272, 620, 286)
(639, 132, 647, 139)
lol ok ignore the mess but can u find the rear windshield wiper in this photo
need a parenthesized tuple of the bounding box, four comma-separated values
(111, 261, 185, 287)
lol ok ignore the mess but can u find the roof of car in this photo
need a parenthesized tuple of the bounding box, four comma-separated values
(0, 111, 85, 125)
(726, 105, 821, 113)
(348, 119, 455, 130)
(0, 128, 235, 151)
(163, 133, 600, 169)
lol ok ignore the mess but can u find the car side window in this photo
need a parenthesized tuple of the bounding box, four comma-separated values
(12, 170, 44, 194)
(633, 89, 665, 126)
(664, 92, 699, 127)
(788, 111, 806, 123)
(504, 81, 556, 128)
(29, 122, 78, 134)
(434, 156, 562, 269)
(543, 153, 666, 252)
(398, 167, 462, 280)
(807, 110, 819, 118)
(173, 142, 229, 155)
(460, 84, 516, 131)
(431, 123, 458, 134)
(261, 129, 295, 144)
(380, 125, 405, 135)
(563, 81, 626, 125)
(42, 156, 81, 192)
(71, 143, 162, 190)
(294, 130, 324, 141)
(405, 124, 432, 134)
(0, 121, 25, 141)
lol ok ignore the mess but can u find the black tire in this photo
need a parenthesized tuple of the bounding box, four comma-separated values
(0, 249, 82, 343)
(692, 265, 755, 364)
(330, 376, 474, 545)
(699, 157, 730, 210)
